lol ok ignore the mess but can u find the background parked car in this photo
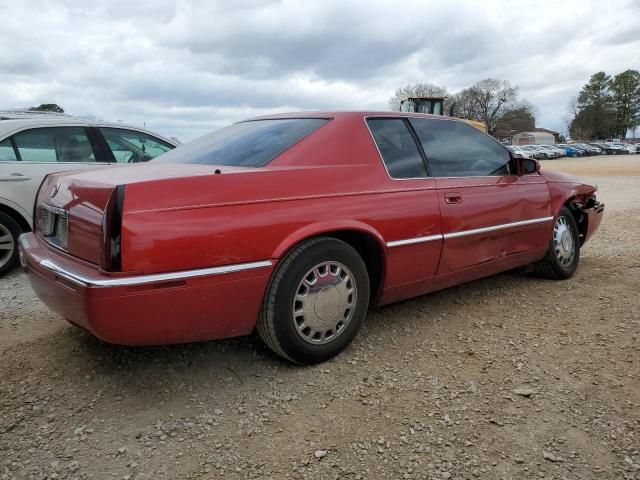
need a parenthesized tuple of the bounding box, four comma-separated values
(558, 144, 584, 157)
(506, 145, 534, 158)
(572, 143, 602, 155)
(518, 145, 550, 159)
(0, 111, 179, 275)
(526, 145, 559, 159)
(548, 145, 567, 157)
(589, 142, 623, 154)
(608, 142, 636, 154)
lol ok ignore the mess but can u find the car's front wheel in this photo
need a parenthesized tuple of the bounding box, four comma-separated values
(257, 237, 370, 364)
(0, 212, 22, 277)
(534, 207, 580, 280)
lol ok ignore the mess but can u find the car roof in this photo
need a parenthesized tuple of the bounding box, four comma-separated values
(247, 110, 466, 122)
(0, 115, 178, 145)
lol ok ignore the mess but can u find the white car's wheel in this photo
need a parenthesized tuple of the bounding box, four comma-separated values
(0, 212, 22, 276)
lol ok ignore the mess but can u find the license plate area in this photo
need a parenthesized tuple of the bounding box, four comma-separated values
(38, 204, 69, 251)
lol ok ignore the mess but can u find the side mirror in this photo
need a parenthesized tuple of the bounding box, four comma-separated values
(520, 158, 540, 175)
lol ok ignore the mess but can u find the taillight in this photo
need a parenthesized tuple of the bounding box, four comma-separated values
(100, 185, 125, 271)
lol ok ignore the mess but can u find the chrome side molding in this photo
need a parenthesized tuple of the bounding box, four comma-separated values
(386, 234, 442, 248)
(39, 258, 273, 288)
(442, 216, 553, 239)
(386, 216, 553, 247)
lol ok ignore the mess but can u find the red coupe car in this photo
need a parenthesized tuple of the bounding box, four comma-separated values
(19, 112, 604, 364)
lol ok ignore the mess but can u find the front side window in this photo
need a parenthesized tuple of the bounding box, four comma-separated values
(0, 138, 17, 161)
(410, 118, 512, 177)
(154, 118, 328, 167)
(99, 128, 174, 163)
(12, 127, 96, 163)
(366, 118, 428, 179)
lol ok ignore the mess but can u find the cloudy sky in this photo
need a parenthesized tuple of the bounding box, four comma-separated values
(1, 0, 639, 142)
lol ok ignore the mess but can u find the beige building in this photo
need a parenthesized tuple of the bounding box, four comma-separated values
(512, 128, 560, 145)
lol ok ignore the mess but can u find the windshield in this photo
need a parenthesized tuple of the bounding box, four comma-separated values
(154, 118, 329, 167)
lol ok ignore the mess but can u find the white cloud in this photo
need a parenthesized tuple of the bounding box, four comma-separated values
(0, 0, 638, 141)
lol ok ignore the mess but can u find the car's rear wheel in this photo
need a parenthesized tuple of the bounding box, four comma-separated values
(0, 212, 22, 277)
(534, 207, 580, 280)
(257, 237, 370, 364)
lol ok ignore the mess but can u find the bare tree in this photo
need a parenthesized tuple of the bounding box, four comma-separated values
(447, 79, 535, 136)
(388, 83, 448, 111)
(567, 96, 579, 118)
(389, 78, 535, 138)
(467, 79, 518, 135)
(447, 88, 477, 119)
(562, 97, 578, 138)
(493, 101, 536, 137)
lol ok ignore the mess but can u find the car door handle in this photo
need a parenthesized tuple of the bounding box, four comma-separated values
(444, 193, 463, 204)
(0, 173, 31, 181)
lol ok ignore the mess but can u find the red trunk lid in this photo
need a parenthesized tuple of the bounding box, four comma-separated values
(35, 163, 242, 265)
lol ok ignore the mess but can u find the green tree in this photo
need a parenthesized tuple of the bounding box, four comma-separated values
(570, 72, 616, 139)
(610, 69, 640, 139)
(29, 103, 64, 113)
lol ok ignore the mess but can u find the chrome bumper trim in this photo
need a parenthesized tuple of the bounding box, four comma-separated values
(39, 259, 273, 288)
(443, 216, 554, 240)
(386, 234, 442, 248)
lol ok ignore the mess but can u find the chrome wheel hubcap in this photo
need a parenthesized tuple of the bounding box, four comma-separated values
(0, 224, 15, 269)
(553, 216, 575, 267)
(292, 261, 357, 345)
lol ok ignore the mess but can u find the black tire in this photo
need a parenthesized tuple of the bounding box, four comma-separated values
(534, 207, 580, 280)
(0, 212, 22, 277)
(257, 237, 370, 364)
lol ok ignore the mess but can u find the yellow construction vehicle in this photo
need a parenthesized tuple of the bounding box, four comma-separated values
(399, 97, 487, 133)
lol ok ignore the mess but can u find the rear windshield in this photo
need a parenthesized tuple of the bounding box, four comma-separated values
(154, 118, 329, 167)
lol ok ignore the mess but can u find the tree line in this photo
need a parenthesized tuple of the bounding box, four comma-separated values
(389, 79, 536, 137)
(568, 70, 639, 140)
(29, 104, 65, 113)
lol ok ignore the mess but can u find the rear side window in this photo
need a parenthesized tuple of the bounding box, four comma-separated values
(410, 118, 511, 177)
(366, 118, 428, 179)
(154, 118, 328, 167)
(0, 138, 17, 161)
(11, 127, 97, 163)
(99, 128, 174, 163)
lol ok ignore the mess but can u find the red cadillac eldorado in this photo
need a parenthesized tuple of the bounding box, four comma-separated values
(19, 112, 604, 364)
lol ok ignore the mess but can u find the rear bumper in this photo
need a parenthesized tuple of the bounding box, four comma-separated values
(19, 233, 273, 345)
(582, 201, 605, 244)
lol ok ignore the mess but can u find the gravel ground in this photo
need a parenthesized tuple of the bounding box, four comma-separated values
(1, 155, 639, 480)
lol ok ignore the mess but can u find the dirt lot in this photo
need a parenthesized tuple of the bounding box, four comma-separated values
(1, 155, 639, 480)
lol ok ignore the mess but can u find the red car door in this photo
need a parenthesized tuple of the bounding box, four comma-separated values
(365, 117, 442, 301)
(409, 118, 552, 275)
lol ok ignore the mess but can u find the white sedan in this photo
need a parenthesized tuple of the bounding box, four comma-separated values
(0, 111, 179, 275)
(507, 145, 534, 159)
